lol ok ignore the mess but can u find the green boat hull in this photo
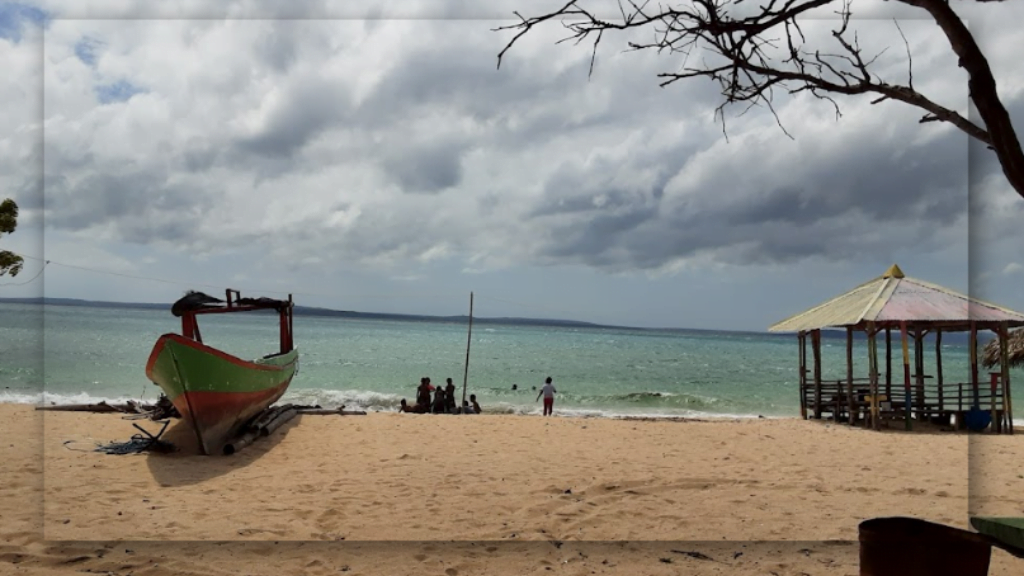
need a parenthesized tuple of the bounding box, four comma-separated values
(145, 333, 299, 455)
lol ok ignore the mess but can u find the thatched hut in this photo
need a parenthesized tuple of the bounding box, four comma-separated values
(983, 329, 1024, 369)
(769, 264, 1024, 433)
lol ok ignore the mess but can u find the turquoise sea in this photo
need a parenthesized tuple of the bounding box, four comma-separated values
(2, 302, 1021, 420)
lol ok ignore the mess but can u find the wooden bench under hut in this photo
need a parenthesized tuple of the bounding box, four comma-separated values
(768, 264, 1023, 433)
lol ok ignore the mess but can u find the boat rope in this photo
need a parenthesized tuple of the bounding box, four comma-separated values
(0, 259, 49, 287)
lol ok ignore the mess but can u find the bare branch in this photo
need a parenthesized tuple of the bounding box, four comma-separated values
(893, 19, 914, 90)
(493, 0, 1024, 199)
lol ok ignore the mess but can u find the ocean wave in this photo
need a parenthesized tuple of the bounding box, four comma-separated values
(0, 390, 151, 406)
(0, 390, 777, 421)
(281, 388, 404, 411)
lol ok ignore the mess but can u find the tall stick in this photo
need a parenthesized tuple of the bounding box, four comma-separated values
(885, 327, 892, 399)
(812, 330, 822, 419)
(867, 323, 879, 431)
(900, 321, 912, 431)
(936, 331, 944, 417)
(846, 326, 855, 425)
(461, 292, 474, 406)
(798, 331, 807, 419)
(1001, 323, 1014, 435)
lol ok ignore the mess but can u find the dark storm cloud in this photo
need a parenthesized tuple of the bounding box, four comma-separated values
(527, 92, 969, 270)
(45, 169, 212, 244)
(381, 139, 467, 194)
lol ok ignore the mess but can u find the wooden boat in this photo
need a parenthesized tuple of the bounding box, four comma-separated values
(145, 289, 298, 455)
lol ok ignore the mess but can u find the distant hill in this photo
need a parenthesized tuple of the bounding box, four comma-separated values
(0, 297, 984, 343)
(0, 296, 615, 330)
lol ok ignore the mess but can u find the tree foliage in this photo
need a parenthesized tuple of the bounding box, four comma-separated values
(0, 198, 24, 277)
(495, 0, 1024, 200)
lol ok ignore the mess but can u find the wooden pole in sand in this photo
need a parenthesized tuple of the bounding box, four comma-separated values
(936, 331, 944, 419)
(867, 322, 879, 430)
(812, 329, 822, 419)
(1000, 322, 1013, 435)
(970, 321, 979, 431)
(885, 327, 892, 399)
(900, 321, 912, 431)
(798, 331, 807, 420)
(846, 326, 855, 425)
(921, 330, 929, 420)
(461, 292, 474, 407)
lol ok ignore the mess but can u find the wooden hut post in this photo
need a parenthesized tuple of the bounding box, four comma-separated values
(846, 326, 856, 425)
(970, 322, 979, 432)
(936, 331, 944, 419)
(798, 331, 807, 420)
(913, 328, 925, 421)
(867, 322, 879, 430)
(812, 329, 822, 419)
(900, 320, 912, 430)
(999, 322, 1013, 435)
(885, 327, 892, 399)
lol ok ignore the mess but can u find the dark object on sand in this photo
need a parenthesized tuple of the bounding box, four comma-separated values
(220, 404, 366, 455)
(95, 421, 175, 455)
(858, 517, 991, 576)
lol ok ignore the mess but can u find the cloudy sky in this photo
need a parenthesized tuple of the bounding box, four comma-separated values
(1, 0, 1023, 331)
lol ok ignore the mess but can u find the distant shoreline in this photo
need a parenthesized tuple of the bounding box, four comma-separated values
(0, 297, 979, 343)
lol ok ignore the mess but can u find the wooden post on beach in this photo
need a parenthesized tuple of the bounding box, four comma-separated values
(1000, 322, 1014, 434)
(812, 329, 822, 419)
(798, 331, 807, 419)
(936, 331, 944, 418)
(970, 322, 979, 432)
(867, 322, 879, 430)
(846, 326, 855, 425)
(900, 321, 912, 431)
(885, 327, 892, 399)
(913, 329, 925, 420)
(461, 292, 474, 407)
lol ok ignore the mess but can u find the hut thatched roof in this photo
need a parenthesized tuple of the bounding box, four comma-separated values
(982, 329, 1024, 369)
(769, 264, 1024, 333)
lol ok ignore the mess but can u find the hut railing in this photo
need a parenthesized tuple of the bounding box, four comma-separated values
(801, 378, 1011, 432)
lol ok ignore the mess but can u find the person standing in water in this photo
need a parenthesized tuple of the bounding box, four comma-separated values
(536, 377, 556, 416)
(444, 378, 457, 413)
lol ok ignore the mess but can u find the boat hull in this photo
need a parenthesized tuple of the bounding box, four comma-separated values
(145, 333, 299, 455)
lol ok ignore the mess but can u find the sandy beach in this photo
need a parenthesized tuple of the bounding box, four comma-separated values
(2, 403, 1022, 574)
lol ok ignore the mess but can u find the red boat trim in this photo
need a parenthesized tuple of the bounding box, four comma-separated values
(145, 333, 297, 379)
(173, 379, 292, 420)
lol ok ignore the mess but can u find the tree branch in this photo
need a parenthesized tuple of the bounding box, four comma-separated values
(894, 0, 1024, 199)
(494, 0, 1024, 200)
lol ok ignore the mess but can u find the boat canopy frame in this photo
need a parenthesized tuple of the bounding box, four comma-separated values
(171, 289, 295, 354)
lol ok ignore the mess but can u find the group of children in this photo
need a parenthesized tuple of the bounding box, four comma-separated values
(399, 377, 481, 414)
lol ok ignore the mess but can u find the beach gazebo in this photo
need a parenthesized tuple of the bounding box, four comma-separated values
(768, 264, 1024, 433)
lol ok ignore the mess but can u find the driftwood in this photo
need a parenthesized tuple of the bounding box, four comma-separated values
(37, 401, 128, 413)
(35, 395, 181, 420)
(296, 408, 367, 416)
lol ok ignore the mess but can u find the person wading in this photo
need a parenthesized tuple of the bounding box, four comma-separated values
(536, 377, 556, 416)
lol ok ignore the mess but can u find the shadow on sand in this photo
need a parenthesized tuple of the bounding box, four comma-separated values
(144, 415, 302, 487)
